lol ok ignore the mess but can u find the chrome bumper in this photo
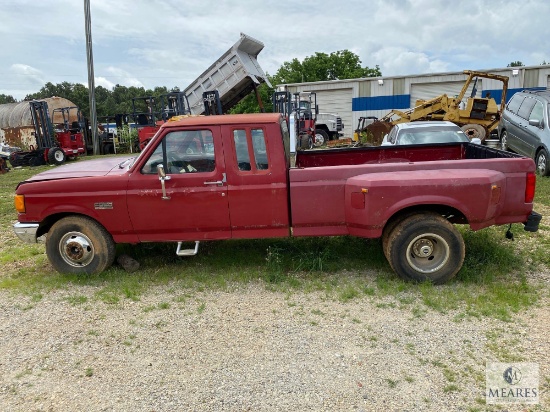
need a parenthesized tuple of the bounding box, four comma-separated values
(13, 222, 39, 243)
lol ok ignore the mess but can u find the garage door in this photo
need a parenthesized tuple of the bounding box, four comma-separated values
(313, 89, 353, 138)
(410, 80, 482, 108)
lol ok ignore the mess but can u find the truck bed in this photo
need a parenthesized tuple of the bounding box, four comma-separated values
(290, 143, 535, 237)
(294, 142, 521, 168)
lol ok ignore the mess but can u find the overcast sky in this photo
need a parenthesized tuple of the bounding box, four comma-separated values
(1, 0, 549, 101)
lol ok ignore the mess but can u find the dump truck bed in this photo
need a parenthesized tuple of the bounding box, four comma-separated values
(183, 33, 271, 115)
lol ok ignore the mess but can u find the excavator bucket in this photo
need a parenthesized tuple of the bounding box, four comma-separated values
(364, 121, 393, 146)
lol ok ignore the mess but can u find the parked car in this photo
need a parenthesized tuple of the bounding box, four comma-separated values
(498, 89, 550, 176)
(381, 121, 474, 146)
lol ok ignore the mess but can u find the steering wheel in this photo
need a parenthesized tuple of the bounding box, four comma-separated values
(166, 153, 194, 173)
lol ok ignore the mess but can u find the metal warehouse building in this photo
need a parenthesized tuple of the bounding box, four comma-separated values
(280, 64, 550, 138)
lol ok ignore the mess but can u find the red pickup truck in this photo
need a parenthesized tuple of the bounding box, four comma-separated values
(13, 113, 541, 284)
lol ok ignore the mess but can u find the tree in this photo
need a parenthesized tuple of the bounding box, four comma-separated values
(231, 50, 381, 114)
(507, 61, 524, 67)
(0, 94, 17, 104)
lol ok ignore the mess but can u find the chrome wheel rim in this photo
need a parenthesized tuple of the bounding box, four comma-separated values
(406, 233, 450, 274)
(500, 133, 507, 151)
(59, 231, 95, 267)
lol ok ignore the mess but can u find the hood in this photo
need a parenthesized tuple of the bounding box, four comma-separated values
(25, 156, 135, 182)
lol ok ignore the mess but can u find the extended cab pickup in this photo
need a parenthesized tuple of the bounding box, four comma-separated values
(13, 113, 541, 284)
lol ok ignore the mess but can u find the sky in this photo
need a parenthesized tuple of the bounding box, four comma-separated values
(1, 0, 549, 101)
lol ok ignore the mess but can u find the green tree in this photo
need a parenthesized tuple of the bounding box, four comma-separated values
(0, 94, 17, 104)
(507, 61, 524, 67)
(231, 50, 381, 114)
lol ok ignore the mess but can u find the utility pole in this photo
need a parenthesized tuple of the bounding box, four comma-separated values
(84, 0, 99, 155)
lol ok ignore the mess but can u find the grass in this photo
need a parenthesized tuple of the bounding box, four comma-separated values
(0, 160, 549, 322)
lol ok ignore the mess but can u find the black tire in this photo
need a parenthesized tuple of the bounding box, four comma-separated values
(382, 211, 418, 260)
(386, 212, 465, 284)
(500, 130, 509, 151)
(29, 155, 45, 167)
(535, 148, 550, 176)
(298, 135, 313, 150)
(47, 147, 66, 165)
(314, 129, 329, 147)
(9, 152, 21, 167)
(46, 216, 116, 274)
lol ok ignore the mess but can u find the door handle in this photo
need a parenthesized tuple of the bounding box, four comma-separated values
(204, 172, 226, 186)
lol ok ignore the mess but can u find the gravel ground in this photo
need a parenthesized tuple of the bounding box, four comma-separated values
(0, 280, 548, 412)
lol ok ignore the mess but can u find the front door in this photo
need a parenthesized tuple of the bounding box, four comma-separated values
(127, 126, 231, 242)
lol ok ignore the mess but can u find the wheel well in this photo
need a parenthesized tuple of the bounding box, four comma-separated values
(384, 205, 467, 230)
(37, 213, 99, 238)
(315, 125, 330, 134)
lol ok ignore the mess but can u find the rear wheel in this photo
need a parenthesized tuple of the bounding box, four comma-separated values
(536, 148, 550, 176)
(46, 216, 116, 274)
(47, 147, 66, 165)
(386, 212, 465, 284)
(461, 124, 486, 142)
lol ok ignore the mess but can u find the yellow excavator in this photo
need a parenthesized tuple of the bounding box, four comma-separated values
(358, 70, 509, 144)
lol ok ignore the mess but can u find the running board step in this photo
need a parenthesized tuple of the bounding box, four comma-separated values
(176, 241, 200, 257)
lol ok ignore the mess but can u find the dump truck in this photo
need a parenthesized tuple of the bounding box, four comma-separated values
(364, 70, 509, 144)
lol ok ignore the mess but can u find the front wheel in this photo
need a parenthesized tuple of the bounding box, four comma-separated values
(386, 212, 465, 284)
(46, 216, 116, 274)
(47, 147, 66, 165)
(314, 129, 329, 147)
(536, 149, 550, 176)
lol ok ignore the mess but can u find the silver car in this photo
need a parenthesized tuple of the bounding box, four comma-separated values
(381, 121, 471, 146)
(498, 89, 550, 176)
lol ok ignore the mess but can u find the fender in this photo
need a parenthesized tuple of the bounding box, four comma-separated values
(345, 169, 506, 238)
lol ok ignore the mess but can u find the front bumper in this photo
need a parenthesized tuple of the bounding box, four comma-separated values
(13, 222, 39, 243)
(524, 211, 542, 233)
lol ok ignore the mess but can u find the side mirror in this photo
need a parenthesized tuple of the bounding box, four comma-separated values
(529, 118, 543, 128)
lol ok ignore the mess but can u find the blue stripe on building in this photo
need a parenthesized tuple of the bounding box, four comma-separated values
(352, 95, 410, 111)
(353, 87, 548, 112)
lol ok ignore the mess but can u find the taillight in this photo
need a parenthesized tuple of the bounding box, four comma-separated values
(14, 194, 26, 213)
(525, 172, 536, 203)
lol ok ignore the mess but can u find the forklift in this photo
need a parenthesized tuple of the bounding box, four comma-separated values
(9, 101, 70, 167)
(51, 106, 86, 158)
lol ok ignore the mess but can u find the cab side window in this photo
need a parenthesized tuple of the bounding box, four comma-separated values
(232, 128, 270, 172)
(141, 130, 216, 174)
(233, 129, 251, 171)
